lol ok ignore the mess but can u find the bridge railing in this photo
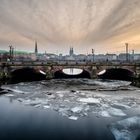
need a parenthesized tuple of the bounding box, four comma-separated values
(0, 61, 140, 67)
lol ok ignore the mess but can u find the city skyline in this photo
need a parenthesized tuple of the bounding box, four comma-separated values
(0, 42, 139, 56)
(0, 0, 140, 54)
(0, 44, 140, 57)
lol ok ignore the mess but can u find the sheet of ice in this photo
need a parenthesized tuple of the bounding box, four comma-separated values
(71, 107, 83, 113)
(56, 91, 67, 94)
(58, 108, 70, 117)
(109, 116, 140, 140)
(108, 108, 126, 117)
(1, 87, 24, 94)
(93, 80, 131, 88)
(68, 116, 79, 120)
(17, 98, 48, 106)
(43, 105, 50, 109)
(4, 94, 14, 97)
(78, 98, 100, 104)
(2, 79, 140, 121)
(111, 103, 131, 110)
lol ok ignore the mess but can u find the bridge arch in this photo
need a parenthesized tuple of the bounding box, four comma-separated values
(97, 67, 135, 81)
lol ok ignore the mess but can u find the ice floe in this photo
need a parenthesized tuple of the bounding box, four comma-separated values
(2, 87, 24, 94)
(111, 103, 131, 110)
(99, 107, 126, 118)
(78, 98, 100, 104)
(109, 116, 140, 140)
(93, 80, 131, 88)
(107, 108, 126, 117)
(43, 105, 50, 109)
(2, 79, 140, 121)
(4, 94, 14, 97)
(68, 116, 79, 120)
(71, 106, 83, 113)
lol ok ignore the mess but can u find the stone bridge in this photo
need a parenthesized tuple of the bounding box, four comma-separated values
(0, 61, 140, 78)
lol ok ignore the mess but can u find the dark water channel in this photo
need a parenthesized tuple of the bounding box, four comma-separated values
(0, 97, 116, 140)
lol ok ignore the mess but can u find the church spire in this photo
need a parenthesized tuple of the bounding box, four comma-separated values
(35, 41, 38, 54)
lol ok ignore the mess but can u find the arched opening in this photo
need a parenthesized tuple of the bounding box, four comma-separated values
(10, 67, 46, 83)
(54, 68, 91, 79)
(97, 68, 135, 81)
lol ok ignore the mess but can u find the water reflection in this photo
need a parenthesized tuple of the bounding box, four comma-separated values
(0, 97, 115, 140)
(62, 68, 83, 75)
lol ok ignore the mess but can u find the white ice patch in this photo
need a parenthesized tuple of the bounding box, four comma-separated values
(71, 107, 83, 113)
(94, 80, 131, 88)
(2, 87, 24, 94)
(111, 103, 131, 110)
(18, 98, 48, 107)
(58, 94, 64, 98)
(2, 86, 30, 94)
(78, 98, 100, 104)
(5, 94, 14, 97)
(108, 108, 126, 117)
(109, 116, 140, 140)
(68, 116, 79, 120)
(43, 105, 50, 109)
(56, 91, 67, 94)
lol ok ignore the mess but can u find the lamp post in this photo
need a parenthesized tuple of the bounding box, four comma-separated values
(9, 45, 14, 61)
(9, 45, 12, 61)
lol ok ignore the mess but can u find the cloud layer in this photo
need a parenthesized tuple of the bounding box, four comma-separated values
(0, 0, 140, 54)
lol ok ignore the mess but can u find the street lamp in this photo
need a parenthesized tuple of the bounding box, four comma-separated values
(9, 45, 14, 61)
(9, 45, 12, 61)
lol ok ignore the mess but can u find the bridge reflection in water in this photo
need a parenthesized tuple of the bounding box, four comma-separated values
(54, 68, 91, 79)
(62, 68, 83, 75)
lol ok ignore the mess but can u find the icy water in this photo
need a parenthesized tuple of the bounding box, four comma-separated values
(1, 79, 140, 140)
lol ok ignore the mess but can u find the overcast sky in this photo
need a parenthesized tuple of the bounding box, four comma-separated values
(0, 0, 140, 54)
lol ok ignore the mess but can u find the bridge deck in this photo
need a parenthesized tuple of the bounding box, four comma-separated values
(0, 61, 140, 67)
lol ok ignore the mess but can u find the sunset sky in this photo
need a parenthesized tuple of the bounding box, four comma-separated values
(0, 0, 140, 54)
